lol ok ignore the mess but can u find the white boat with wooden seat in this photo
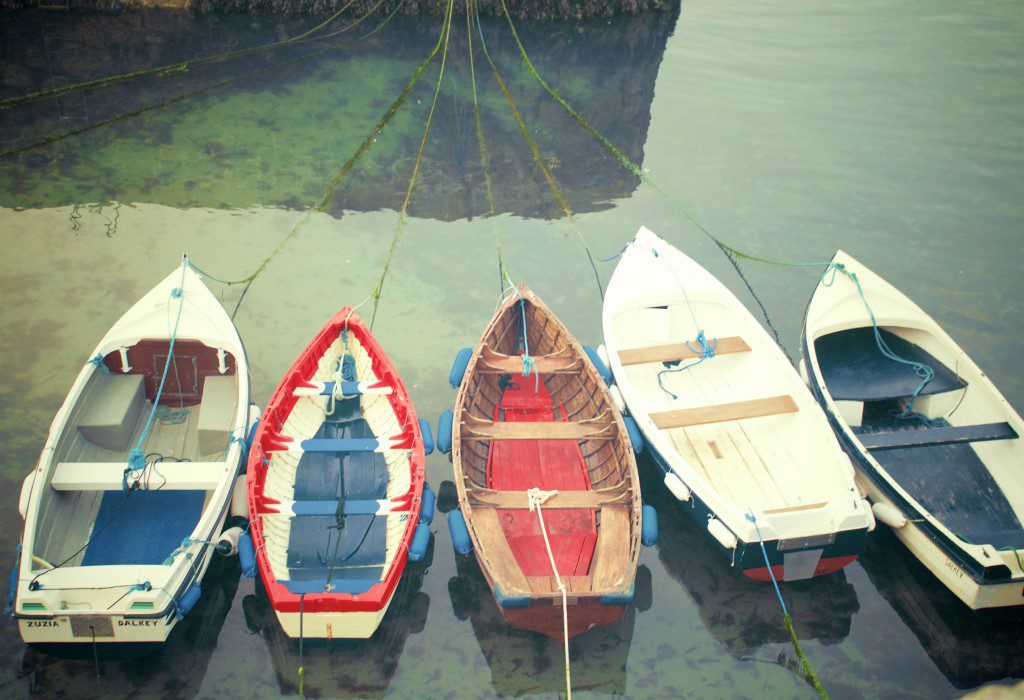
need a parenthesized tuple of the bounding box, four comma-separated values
(11, 257, 256, 645)
(802, 250, 1024, 609)
(602, 227, 873, 581)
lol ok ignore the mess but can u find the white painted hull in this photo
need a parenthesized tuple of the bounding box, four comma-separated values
(857, 475, 1024, 609)
(14, 258, 252, 643)
(272, 591, 396, 640)
(802, 249, 1024, 609)
(601, 227, 871, 578)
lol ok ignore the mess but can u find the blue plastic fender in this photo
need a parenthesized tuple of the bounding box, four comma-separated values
(6, 558, 18, 615)
(583, 345, 612, 383)
(420, 484, 436, 525)
(449, 348, 473, 389)
(408, 523, 432, 562)
(448, 509, 472, 555)
(641, 504, 659, 547)
(437, 410, 454, 454)
(493, 583, 531, 608)
(238, 531, 256, 578)
(418, 418, 434, 456)
(600, 582, 635, 606)
(623, 416, 644, 454)
(175, 585, 202, 619)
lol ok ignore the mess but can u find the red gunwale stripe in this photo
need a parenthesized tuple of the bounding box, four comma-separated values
(245, 307, 426, 615)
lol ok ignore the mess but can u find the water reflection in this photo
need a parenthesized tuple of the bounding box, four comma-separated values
(445, 519, 651, 696)
(0, 5, 680, 220)
(640, 455, 860, 658)
(240, 543, 431, 697)
(19, 554, 240, 697)
(860, 527, 1024, 689)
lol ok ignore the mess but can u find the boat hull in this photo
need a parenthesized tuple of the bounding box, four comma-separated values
(496, 597, 626, 640)
(645, 445, 867, 581)
(271, 589, 396, 640)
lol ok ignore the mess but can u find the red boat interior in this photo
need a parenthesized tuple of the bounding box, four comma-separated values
(486, 368, 598, 578)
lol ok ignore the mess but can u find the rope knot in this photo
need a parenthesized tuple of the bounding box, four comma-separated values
(526, 487, 557, 511)
(88, 353, 111, 375)
(171, 287, 183, 298)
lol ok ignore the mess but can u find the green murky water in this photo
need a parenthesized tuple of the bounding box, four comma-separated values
(1, 2, 1022, 697)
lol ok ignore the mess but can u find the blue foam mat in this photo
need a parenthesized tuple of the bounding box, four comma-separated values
(81, 489, 204, 567)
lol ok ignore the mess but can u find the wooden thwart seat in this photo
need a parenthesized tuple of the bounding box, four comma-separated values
(51, 462, 225, 491)
(468, 485, 631, 509)
(618, 336, 750, 366)
(591, 506, 631, 590)
(462, 412, 615, 441)
(471, 508, 529, 593)
(477, 345, 582, 374)
(858, 422, 1019, 451)
(651, 395, 798, 430)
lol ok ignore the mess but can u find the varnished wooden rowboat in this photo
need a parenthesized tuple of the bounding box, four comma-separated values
(449, 285, 642, 640)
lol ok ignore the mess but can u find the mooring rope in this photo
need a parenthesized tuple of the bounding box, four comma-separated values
(466, 0, 514, 297)
(367, 0, 455, 330)
(527, 487, 571, 699)
(745, 511, 829, 699)
(225, 8, 453, 319)
(474, 5, 604, 300)
(0, 0, 370, 111)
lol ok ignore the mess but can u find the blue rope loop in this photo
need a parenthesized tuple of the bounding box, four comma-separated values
(657, 331, 717, 400)
(131, 581, 152, 592)
(512, 291, 540, 394)
(822, 262, 934, 414)
(88, 353, 111, 375)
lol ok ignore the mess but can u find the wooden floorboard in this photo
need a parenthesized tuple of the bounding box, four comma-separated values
(618, 336, 750, 366)
(651, 395, 798, 430)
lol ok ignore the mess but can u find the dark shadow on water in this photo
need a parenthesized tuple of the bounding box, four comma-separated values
(18, 553, 240, 698)
(859, 526, 1024, 690)
(0, 4, 681, 219)
(241, 538, 432, 697)
(638, 452, 860, 658)
(447, 543, 650, 697)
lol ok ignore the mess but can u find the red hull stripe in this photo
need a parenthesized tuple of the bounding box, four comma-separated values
(742, 555, 858, 582)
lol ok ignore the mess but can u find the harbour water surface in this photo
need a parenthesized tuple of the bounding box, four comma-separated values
(0, 1, 1022, 697)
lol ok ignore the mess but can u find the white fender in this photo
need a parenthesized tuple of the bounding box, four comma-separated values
(230, 475, 249, 519)
(217, 526, 244, 557)
(608, 385, 626, 414)
(707, 518, 738, 549)
(596, 344, 610, 368)
(664, 472, 691, 502)
(18, 472, 36, 519)
(872, 501, 907, 529)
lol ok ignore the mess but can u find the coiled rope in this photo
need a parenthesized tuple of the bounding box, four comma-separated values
(527, 487, 571, 699)
(745, 511, 828, 699)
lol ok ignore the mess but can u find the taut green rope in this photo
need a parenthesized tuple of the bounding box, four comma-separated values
(476, 4, 604, 299)
(368, 0, 455, 330)
(231, 3, 454, 321)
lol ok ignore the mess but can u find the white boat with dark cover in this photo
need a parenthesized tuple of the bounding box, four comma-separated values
(802, 250, 1024, 609)
(11, 257, 256, 644)
(602, 227, 873, 581)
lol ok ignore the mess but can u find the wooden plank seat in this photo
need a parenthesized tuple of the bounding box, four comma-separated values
(471, 508, 530, 593)
(461, 412, 616, 441)
(468, 485, 631, 509)
(476, 345, 583, 374)
(858, 422, 1019, 451)
(618, 336, 751, 367)
(591, 506, 632, 589)
(651, 395, 799, 430)
(526, 575, 594, 594)
(51, 461, 224, 491)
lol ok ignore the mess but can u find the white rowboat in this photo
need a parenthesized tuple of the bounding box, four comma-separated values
(602, 227, 873, 581)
